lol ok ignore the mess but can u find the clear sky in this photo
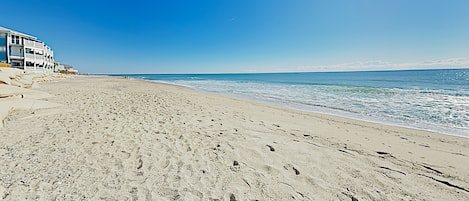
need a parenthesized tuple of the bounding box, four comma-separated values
(2, 0, 469, 74)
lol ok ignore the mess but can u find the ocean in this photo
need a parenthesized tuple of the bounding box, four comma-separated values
(113, 69, 469, 137)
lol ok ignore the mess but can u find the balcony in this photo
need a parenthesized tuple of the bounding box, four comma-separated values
(9, 43, 23, 47)
(34, 42, 44, 48)
(24, 40, 34, 47)
(25, 53, 34, 59)
(9, 55, 24, 59)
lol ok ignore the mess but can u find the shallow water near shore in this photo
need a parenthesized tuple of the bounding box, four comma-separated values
(113, 69, 469, 137)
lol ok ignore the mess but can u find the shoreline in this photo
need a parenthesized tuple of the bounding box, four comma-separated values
(128, 76, 468, 138)
(1, 75, 468, 200)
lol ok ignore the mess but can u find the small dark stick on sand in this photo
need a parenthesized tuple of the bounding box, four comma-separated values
(293, 167, 300, 175)
(266, 145, 275, 152)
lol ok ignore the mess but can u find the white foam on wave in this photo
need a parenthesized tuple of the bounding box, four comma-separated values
(162, 79, 469, 137)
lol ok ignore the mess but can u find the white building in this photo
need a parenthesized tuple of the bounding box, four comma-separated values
(55, 62, 78, 74)
(0, 26, 55, 73)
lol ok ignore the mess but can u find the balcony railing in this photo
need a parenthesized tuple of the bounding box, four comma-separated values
(9, 55, 24, 59)
(24, 40, 34, 47)
(25, 53, 34, 59)
(9, 43, 23, 46)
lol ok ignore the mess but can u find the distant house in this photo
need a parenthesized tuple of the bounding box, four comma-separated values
(55, 62, 78, 74)
(66, 67, 79, 74)
(54, 63, 66, 72)
(0, 26, 55, 73)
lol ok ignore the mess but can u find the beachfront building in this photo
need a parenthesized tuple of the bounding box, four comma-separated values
(0, 26, 55, 73)
(55, 62, 78, 74)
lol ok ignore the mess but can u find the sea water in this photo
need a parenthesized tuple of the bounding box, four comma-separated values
(115, 69, 469, 137)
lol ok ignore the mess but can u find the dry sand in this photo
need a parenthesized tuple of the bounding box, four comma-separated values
(0, 76, 468, 200)
(0, 68, 68, 128)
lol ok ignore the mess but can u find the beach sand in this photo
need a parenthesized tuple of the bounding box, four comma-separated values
(0, 76, 468, 200)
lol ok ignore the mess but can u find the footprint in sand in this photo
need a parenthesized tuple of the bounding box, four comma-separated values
(136, 157, 143, 170)
(284, 163, 300, 175)
(114, 159, 124, 170)
(120, 150, 131, 159)
(161, 160, 170, 169)
(229, 193, 237, 201)
(129, 187, 138, 200)
(230, 160, 240, 172)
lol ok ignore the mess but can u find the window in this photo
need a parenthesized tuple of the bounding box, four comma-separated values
(26, 48, 34, 54)
(26, 61, 34, 67)
(10, 35, 20, 44)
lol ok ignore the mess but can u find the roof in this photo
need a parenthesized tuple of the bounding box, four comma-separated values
(0, 26, 37, 39)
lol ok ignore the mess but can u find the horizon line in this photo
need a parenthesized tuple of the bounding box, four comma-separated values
(93, 67, 469, 75)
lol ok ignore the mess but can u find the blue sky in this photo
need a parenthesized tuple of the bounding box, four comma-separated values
(1, 0, 469, 74)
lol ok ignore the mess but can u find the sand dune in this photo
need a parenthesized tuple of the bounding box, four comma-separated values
(0, 68, 68, 127)
(0, 76, 468, 200)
